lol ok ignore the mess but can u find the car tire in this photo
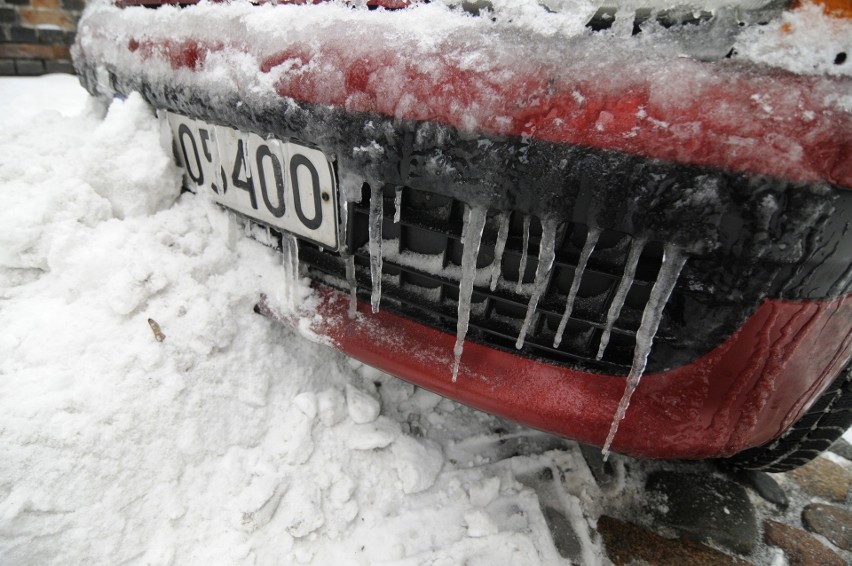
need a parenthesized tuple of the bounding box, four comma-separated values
(726, 360, 852, 472)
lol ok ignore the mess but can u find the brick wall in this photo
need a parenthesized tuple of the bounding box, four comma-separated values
(0, 0, 85, 75)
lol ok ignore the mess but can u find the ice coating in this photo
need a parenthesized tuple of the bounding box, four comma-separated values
(74, 1, 852, 189)
(596, 238, 646, 360)
(515, 218, 559, 350)
(516, 215, 531, 294)
(553, 227, 600, 349)
(489, 211, 510, 292)
(830, 261, 852, 297)
(369, 184, 383, 313)
(602, 244, 688, 458)
(452, 205, 488, 382)
(393, 186, 402, 224)
(346, 253, 357, 319)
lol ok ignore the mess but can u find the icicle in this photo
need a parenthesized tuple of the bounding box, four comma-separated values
(227, 212, 238, 248)
(393, 186, 403, 224)
(596, 238, 646, 360)
(490, 212, 510, 292)
(611, 8, 636, 38)
(515, 219, 559, 350)
(289, 235, 300, 309)
(338, 196, 351, 252)
(553, 227, 601, 348)
(95, 65, 113, 97)
(156, 109, 172, 155)
(202, 121, 223, 195)
(516, 215, 531, 293)
(368, 185, 383, 313)
(452, 205, 488, 382)
(281, 234, 300, 310)
(241, 134, 253, 186)
(602, 244, 688, 459)
(346, 254, 357, 319)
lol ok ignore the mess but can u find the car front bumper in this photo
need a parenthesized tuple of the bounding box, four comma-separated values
(73, 0, 852, 459)
(257, 286, 850, 460)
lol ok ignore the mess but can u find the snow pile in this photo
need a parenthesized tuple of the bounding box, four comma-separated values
(0, 74, 90, 131)
(0, 76, 608, 565)
(84, 94, 181, 218)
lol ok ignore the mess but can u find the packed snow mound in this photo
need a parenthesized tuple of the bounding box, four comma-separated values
(82, 92, 181, 218)
(0, 76, 601, 565)
(0, 93, 180, 277)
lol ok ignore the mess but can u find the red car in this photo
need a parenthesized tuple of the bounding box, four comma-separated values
(73, 0, 852, 470)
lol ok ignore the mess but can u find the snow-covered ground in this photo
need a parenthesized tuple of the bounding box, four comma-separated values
(1, 74, 850, 566)
(0, 74, 610, 565)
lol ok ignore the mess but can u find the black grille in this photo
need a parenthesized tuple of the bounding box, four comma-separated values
(77, 68, 852, 376)
(297, 183, 708, 375)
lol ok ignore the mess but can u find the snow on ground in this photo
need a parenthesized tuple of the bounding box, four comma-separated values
(0, 75, 605, 565)
(0, 74, 90, 131)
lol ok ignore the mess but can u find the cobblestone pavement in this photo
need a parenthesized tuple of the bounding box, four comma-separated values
(512, 436, 852, 565)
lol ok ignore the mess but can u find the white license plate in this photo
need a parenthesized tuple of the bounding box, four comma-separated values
(164, 111, 339, 250)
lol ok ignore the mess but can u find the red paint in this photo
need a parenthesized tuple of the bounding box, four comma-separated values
(264, 46, 852, 188)
(128, 38, 208, 70)
(267, 287, 851, 459)
(115, 26, 852, 188)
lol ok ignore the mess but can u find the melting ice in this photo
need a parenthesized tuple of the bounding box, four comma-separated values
(553, 227, 600, 348)
(346, 254, 357, 319)
(452, 205, 488, 382)
(596, 238, 646, 360)
(516, 219, 559, 350)
(490, 212, 511, 291)
(516, 215, 531, 294)
(602, 244, 688, 458)
(393, 186, 403, 224)
(369, 184, 383, 313)
(281, 233, 300, 311)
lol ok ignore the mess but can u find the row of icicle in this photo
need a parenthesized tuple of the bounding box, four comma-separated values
(344, 188, 687, 457)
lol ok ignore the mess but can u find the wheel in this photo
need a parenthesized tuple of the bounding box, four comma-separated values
(726, 361, 852, 472)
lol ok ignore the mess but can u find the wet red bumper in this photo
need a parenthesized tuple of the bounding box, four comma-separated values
(274, 286, 852, 460)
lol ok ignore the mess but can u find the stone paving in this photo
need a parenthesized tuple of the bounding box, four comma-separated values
(519, 437, 852, 564)
(585, 439, 852, 565)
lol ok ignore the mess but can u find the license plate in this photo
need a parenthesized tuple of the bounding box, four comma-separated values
(164, 111, 339, 250)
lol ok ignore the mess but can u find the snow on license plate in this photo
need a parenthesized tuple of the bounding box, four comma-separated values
(165, 111, 339, 250)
